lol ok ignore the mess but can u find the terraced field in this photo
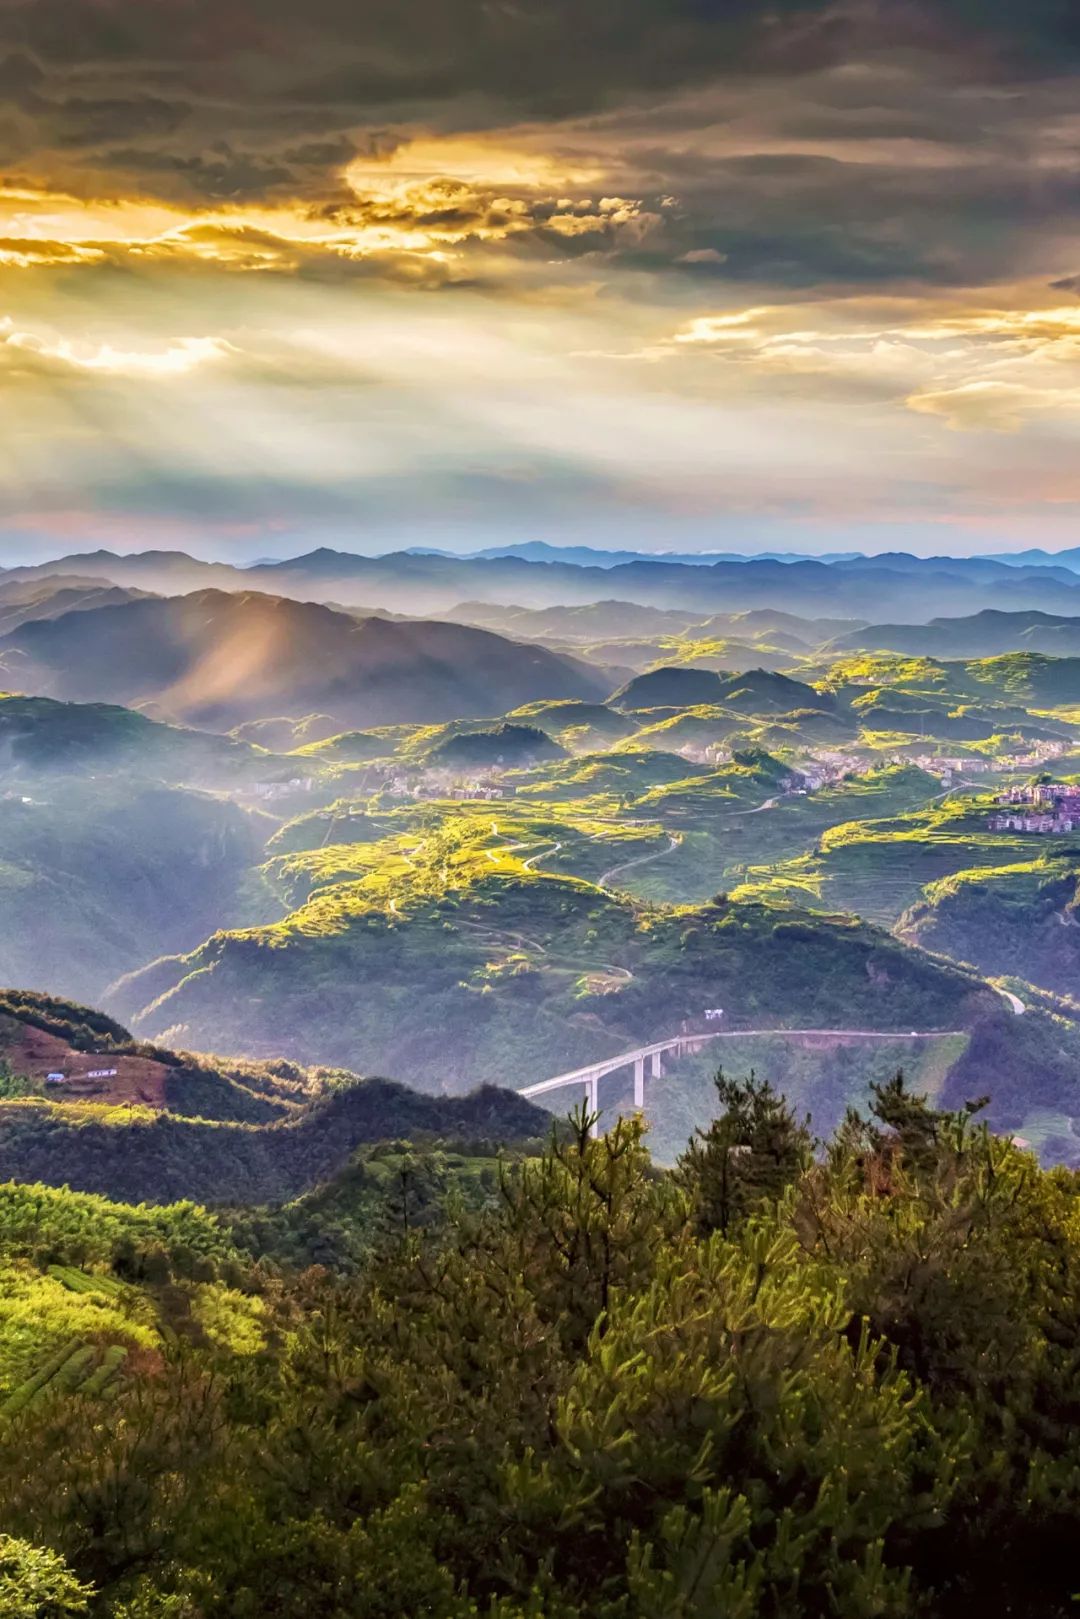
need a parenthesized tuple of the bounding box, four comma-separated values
(732, 796, 1080, 926)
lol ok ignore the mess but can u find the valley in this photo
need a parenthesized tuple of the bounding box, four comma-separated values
(6, 552, 1080, 1165)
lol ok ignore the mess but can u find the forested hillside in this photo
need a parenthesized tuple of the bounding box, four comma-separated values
(0, 780, 277, 1004)
(2, 1077, 1080, 1615)
(113, 876, 993, 1089)
(0, 591, 613, 729)
(0, 989, 547, 1202)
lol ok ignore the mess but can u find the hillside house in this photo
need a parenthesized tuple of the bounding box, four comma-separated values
(453, 784, 506, 801)
(250, 776, 315, 800)
(989, 812, 1077, 834)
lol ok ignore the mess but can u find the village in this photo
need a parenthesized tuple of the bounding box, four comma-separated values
(380, 771, 510, 802)
(377, 737, 1078, 818)
(989, 780, 1080, 835)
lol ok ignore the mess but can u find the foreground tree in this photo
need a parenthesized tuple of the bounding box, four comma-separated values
(0, 1536, 92, 1618)
(7, 1077, 1080, 1614)
(676, 1069, 812, 1234)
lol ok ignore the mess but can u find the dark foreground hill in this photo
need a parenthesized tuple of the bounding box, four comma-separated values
(0, 988, 547, 1202)
(0, 589, 613, 730)
(0, 1076, 546, 1205)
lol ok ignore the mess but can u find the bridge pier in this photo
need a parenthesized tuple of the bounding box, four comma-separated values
(585, 1074, 600, 1136)
(633, 1057, 645, 1108)
(649, 1050, 662, 1079)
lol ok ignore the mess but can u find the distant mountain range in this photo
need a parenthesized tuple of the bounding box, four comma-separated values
(979, 548, 1080, 572)
(442, 599, 704, 640)
(407, 542, 866, 567)
(9, 546, 1080, 622)
(0, 574, 156, 635)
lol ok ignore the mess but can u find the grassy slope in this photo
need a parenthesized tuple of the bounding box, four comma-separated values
(625, 765, 943, 904)
(732, 796, 1080, 927)
(0, 1177, 259, 1409)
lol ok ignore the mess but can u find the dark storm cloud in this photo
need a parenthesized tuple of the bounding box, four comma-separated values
(93, 144, 297, 199)
(2, 0, 1078, 205)
(3, 0, 1080, 305)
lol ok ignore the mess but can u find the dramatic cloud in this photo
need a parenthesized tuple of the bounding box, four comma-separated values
(2, 0, 1080, 557)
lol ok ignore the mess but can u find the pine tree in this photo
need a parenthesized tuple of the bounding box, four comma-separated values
(676, 1070, 812, 1235)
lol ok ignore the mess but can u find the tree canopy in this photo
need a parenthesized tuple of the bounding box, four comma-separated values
(1, 1075, 1079, 1615)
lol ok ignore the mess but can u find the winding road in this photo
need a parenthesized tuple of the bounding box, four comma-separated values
(523, 840, 563, 872)
(599, 834, 681, 890)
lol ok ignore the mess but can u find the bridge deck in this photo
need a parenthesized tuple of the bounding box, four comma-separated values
(520, 1028, 966, 1100)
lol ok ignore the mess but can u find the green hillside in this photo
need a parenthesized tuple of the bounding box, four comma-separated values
(0, 693, 272, 782)
(821, 650, 1080, 713)
(611, 762, 942, 904)
(898, 858, 1080, 998)
(731, 794, 1080, 926)
(612, 665, 828, 713)
(425, 721, 564, 768)
(0, 987, 325, 1124)
(112, 855, 994, 1092)
(506, 699, 639, 749)
(0, 780, 280, 1004)
(0, 1078, 546, 1205)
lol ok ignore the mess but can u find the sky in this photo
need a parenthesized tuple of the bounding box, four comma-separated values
(3, 0, 1080, 562)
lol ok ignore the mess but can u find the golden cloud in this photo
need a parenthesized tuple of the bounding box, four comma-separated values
(656, 294, 1080, 432)
(0, 143, 643, 283)
(906, 380, 1080, 432)
(0, 318, 234, 380)
(344, 137, 604, 193)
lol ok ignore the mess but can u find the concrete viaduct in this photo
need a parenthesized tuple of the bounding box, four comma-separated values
(520, 1027, 965, 1135)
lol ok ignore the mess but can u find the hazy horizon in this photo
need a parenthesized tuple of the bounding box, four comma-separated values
(5, 534, 1080, 570)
